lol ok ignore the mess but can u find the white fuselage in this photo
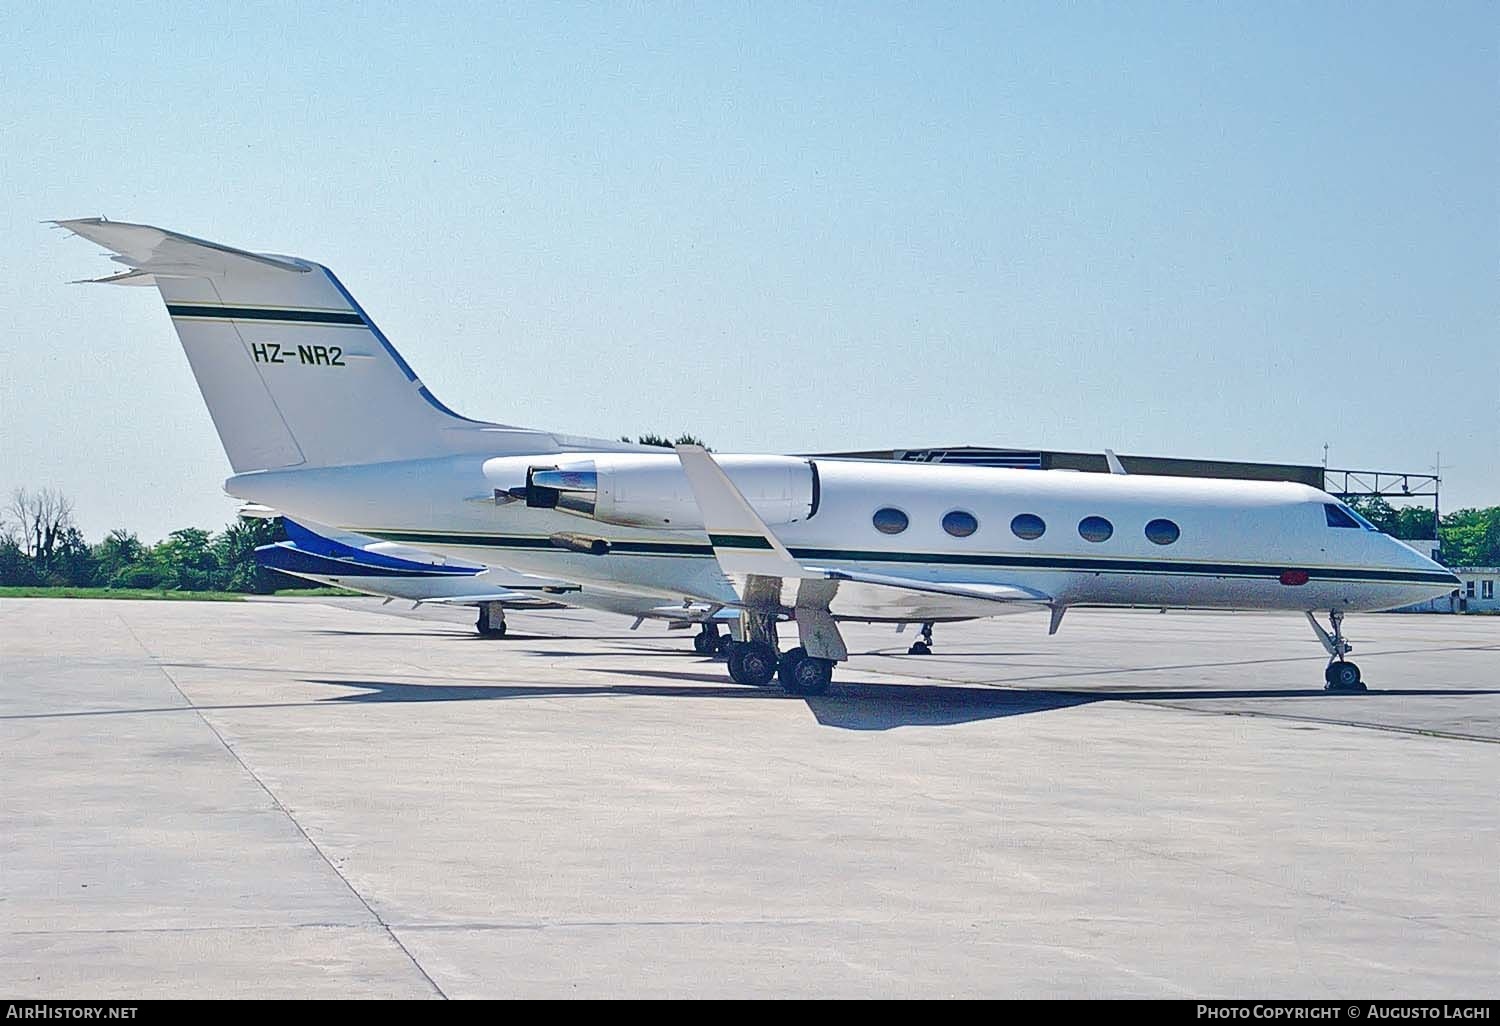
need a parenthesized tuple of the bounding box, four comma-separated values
(226, 454, 1457, 621)
(57, 218, 1457, 636)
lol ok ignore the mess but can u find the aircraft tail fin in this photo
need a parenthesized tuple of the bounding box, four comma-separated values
(56, 218, 510, 473)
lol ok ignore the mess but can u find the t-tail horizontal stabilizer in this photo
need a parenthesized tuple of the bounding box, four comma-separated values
(54, 218, 558, 476)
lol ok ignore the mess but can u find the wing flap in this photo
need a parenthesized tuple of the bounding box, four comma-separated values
(813, 568, 1049, 604)
(418, 593, 569, 609)
(811, 570, 1050, 621)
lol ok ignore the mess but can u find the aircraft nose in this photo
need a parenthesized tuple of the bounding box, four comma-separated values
(1388, 535, 1461, 585)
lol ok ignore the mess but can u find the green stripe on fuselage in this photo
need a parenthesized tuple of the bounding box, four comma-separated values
(357, 530, 1453, 586)
(708, 533, 774, 550)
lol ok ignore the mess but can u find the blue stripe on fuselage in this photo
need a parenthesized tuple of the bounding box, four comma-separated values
(254, 542, 478, 579)
(260, 520, 481, 577)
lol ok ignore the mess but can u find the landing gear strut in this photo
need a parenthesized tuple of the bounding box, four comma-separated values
(475, 601, 507, 638)
(1307, 610, 1364, 692)
(907, 622, 934, 656)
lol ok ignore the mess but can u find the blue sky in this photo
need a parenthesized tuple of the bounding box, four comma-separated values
(2, 2, 1495, 541)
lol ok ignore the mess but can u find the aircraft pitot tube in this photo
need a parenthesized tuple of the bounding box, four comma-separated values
(499, 452, 818, 532)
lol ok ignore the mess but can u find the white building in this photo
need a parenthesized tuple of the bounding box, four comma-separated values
(1391, 563, 1497, 614)
(1455, 567, 1499, 613)
(1390, 541, 1497, 613)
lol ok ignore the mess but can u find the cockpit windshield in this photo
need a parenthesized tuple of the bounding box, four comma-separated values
(1325, 503, 1379, 531)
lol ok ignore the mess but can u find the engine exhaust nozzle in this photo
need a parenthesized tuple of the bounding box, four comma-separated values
(525, 466, 598, 516)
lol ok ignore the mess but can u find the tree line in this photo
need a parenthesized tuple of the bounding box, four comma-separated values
(3, 485, 1496, 594)
(0, 488, 296, 593)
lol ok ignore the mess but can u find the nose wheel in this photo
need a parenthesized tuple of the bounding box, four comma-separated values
(692, 623, 723, 656)
(1324, 660, 1363, 691)
(1307, 610, 1365, 692)
(476, 602, 508, 638)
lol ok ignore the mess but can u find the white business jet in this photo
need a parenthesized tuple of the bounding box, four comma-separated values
(58, 219, 1458, 695)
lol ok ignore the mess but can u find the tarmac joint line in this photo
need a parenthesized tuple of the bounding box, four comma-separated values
(115, 613, 449, 1000)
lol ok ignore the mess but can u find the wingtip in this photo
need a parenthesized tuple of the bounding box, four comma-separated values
(47, 216, 107, 231)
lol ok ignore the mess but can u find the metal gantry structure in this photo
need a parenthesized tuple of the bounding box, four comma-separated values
(1324, 468, 1440, 509)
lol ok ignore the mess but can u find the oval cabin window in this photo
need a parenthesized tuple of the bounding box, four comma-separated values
(1011, 513, 1046, 540)
(1144, 518, 1180, 545)
(1078, 516, 1113, 543)
(872, 507, 909, 535)
(942, 510, 978, 538)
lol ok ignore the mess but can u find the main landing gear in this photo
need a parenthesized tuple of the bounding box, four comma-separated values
(727, 640, 779, 686)
(475, 601, 507, 638)
(777, 647, 835, 694)
(724, 612, 837, 695)
(1306, 610, 1364, 692)
(692, 622, 730, 656)
(907, 622, 935, 656)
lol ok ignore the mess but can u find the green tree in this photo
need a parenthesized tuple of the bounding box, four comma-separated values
(1344, 497, 1437, 540)
(48, 527, 99, 586)
(1390, 505, 1436, 540)
(1345, 496, 1397, 533)
(152, 527, 220, 590)
(1438, 508, 1500, 568)
(0, 537, 39, 586)
(213, 517, 287, 593)
(631, 433, 708, 449)
(94, 529, 145, 586)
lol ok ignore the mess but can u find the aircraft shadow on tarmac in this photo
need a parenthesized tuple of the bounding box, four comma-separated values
(300, 674, 1500, 732)
(308, 629, 627, 642)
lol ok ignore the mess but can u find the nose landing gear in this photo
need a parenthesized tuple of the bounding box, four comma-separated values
(475, 601, 507, 638)
(692, 622, 725, 656)
(1307, 610, 1365, 692)
(907, 622, 935, 656)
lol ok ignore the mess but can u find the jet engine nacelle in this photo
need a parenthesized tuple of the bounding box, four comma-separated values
(496, 452, 817, 531)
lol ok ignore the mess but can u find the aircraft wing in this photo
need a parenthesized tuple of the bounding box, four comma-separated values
(638, 603, 739, 628)
(813, 568, 1048, 616)
(674, 445, 1053, 622)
